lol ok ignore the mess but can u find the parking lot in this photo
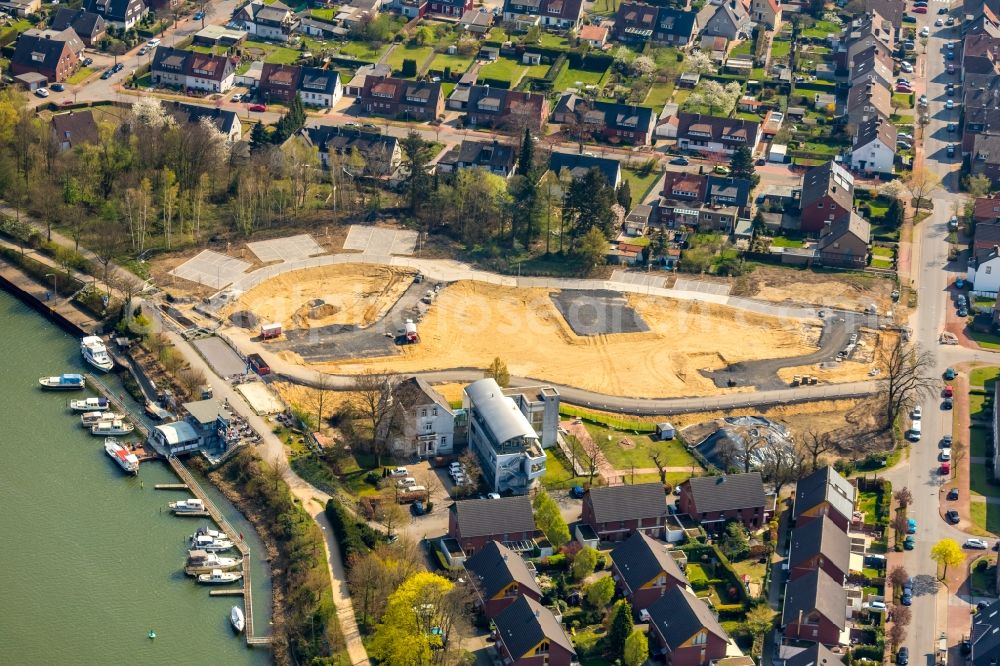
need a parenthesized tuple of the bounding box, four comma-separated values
(343, 225, 419, 256)
(170, 250, 251, 289)
(247, 234, 324, 263)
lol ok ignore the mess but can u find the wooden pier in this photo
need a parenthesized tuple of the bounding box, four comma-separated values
(166, 456, 270, 648)
(83, 374, 152, 440)
(155, 483, 188, 490)
(209, 589, 245, 597)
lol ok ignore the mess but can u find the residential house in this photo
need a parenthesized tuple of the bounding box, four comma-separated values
(259, 63, 301, 103)
(677, 472, 768, 530)
(151, 46, 236, 93)
(463, 85, 549, 131)
(465, 541, 542, 619)
(298, 18, 341, 39)
(493, 595, 577, 666)
(361, 75, 444, 122)
(792, 466, 857, 532)
(344, 63, 390, 96)
(299, 66, 344, 107)
(50, 8, 106, 47)
(23, 27, 84, 58)
(625, 204, 652, 235)
(458, 8, 494, 35)
(777, 640, 845, 666)
(697, 0, 752, 41)
(976, 222, 1000, 256)
(0, 0, 41, 17)
(578, 23, 609, 48)
(963, 29, 1000, 79)
(969, 598, 1000, 666)
(447, 495, 538, 555)
(388, 376, 455, 457)
(657, 171, 752, 232)
(850, 116, 896, 175)
(260, 63, 342, 107)
(552, 94, 656, 145)
(232, 0, 300, 42)
(428, 0, 473, 17)
(845, 81, 891, 137)
(781, 568, 847, 646)
(610, 531, 687, 612)
(612, 3, 699, 49)
(968, 245, 1000, 294)
(582, 483, 668, 542)
(787, 515, 851, 583)
(817, 212, 871, 268)
(865, 0, 903, 33)
(10, 31, 80, 83)
(501, 385, 560, 449)
(971, 134, 1000, 188)
(50, 110, 99, 151)
(750, 0, 781, 31)
(798, 161, 855, 234)
(297, 125, 402, 176)
(464, 378, 546, 495)
(169, 102, 243, 142)
(502, 0, 584, 31)
(974, 198, 1000, 234)
(962, 82, 1000, 156)
(675, 112, 761, 156)
(438, 140, 518, 177)
(848, 45, 894, 91)
(83, 0, 146, 30)
(193, 24, 250, 48)
(646, 585, 733, 666)
(548, 152, 622, 188)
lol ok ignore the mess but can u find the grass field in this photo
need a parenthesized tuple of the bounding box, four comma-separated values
(802, 20, 842, 39)
(971, 367, 1000, 388)
(553, 66, 609, 91)
(337, 40, 387, 62)
(971, 501, 1000, 535)
(972, 462, 1000, 498)
(243, 40, 302, 64)
(771, 40, 791, 59)
(872, 246, 893, 258)
(583, 422, 698, 471)
(66, 67, 99, 85)
(479, 57, 534, 85)
(972, 426, 990, 458)
(385, 44, 435, 75)
(644, 82, 673, 109)
(309, 7, 337, 20)
(622, 167, 663, 201)
(428, 51, 476, 75)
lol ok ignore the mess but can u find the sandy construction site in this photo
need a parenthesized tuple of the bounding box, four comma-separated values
(223, 264, 413, 331)
(281, 279, 822, 398)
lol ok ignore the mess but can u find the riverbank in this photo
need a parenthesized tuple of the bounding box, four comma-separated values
(0, 259, 96, 335)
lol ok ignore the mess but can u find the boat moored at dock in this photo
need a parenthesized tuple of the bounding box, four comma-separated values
(185, 549, 243, 575)
(90, 420, 134, 436)
(39, 374, 85, 390)
(230, 606, 245, 633)
(80, 336, 114, 372)
(197, 569, 242, 585)
(69, 397, 108, 411)
(169, 498, 206, 514)
(190, 527, 235, 552)
(104, 438, 139, 475)
(81, 411, 124, 426)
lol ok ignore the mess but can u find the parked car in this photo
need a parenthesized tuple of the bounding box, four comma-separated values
(947, 487, 960, 500)
(193, 10, 204, 19)
(956, 276, 965, 288)
(902, 61, 915, 73)
(231, 93, 242, 102)
(907, 518, 917, 534)
(947, 123, 956, 132)
(957, 294, 967, 306)
(944, 367, 957, 379)
(947, 64, 956, 74)
(918, 94, 928, 106)
(34, 88, 49, 98)
(388, 466, 408, 477)
(965, 538, 990, 550)
(958, 306, 969, 316)
(935, 17, 943, 25)
(100, 69, 113, 80)
(50, 83, 64, 92)
(920, 26, 930, 36)
(904, 15, 917, 23)
(946, 509, 960, 523)
(82, 57, 93, 66)
(912, 405, 922, 420)
(903, 535, 915, 550)
(901, 592, 912, 606)
(570, 485, 585, 499)
(947, 144, 956, 157)
(147, 38, 160, 46)
(939, 6, 948, 13)
(713, 165, 731, 175)
(946, 50, 955, 60)
(947, 16, 956, 25)
(940, 449, 952, 461)
(249, 104, 266, 112)
(898, 647, 909, 666)
(912, 5, 927, 13)
(669, 156, 690, 166)
(896, 84, 913, 93)
(411, 500, 425, 516)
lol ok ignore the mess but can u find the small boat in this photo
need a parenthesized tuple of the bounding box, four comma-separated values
(190, 533, 235, 552)
(145, 401, 172, 420)
(148, 629, 156, 640)
(230, 606, 245, 633)
(69, 396, 109, 411)
(39, 374, 85, 390)
(81, 335, 114, 372)
(197, 569, 242, 585)
(104, 438, 139, 475)
(169, 498, 206, 514)
(185, 549, 243, 575)
(91, 420, 134, 436)
(81, 411, 124, 426)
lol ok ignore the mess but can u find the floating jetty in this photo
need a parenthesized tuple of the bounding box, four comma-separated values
(209, 589, 245, 597)
(155, 484, 189, 490)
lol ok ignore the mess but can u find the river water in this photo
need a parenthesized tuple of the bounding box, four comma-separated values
(0, 289, 271, 665)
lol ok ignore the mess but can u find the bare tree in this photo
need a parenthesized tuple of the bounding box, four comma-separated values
(906, 167, 941, 216)
(881, 338, 936, 434)
(571, 433, 603, 484)
(422, 469, 444, 505)
(893, 510, 908, 536)
(306, 372, 337, 432)
(798, 430, 834, 472)
(89, 220, 125, 298)
(350, 370, 400, 466)
(894, 487, 913, 510)
(376, 492, 407, 538)
(893, 605, 912, 628)
(952, 438, 968, 471)
(761, 449, 802, 498)
(178, 366, 207, 398)
(888, 566, 910, 589)
(651, 452, 667, 487)
(458, 450, 481, 490)
(888, 622, 906, 649)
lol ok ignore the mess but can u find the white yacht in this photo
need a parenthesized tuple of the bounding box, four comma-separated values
(104, 438, 139, 475)
(69, 396, 109, 411)
(81, 411, 124, 426)
(91, 420, 134, 436)
(169, 499, 206, 514)
(197, 569, 242, 585)
(81, 336, 114, 372)
(190, 527, 235, 552)
(184, 549, 243, 575)
(39, 374, 85, 390)
(230, 606, 245, 633)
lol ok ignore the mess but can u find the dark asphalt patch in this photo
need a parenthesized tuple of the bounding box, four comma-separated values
(549, 290, 649, 336)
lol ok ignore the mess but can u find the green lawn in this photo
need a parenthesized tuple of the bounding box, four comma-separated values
(644, 82, 673, 109)
(771, 237, 805, 248)
(309, 7, 337, 20)
(970, 330, 1000, 351)
(857, 490, 879, 524)
(537, 32, 570, 49)
(336, 40, 387, 62)
(479, 57, 531, 85)
(971, 394, 990, 422)
(771, 40, 791, 59)
(621, 167, 663, 201)
(872, 258, 893, 269)
(385, 44, 435, 75)
(971, 426, 990, 458)
(970, 501, 1000, 535)
(66, 67, 99, 85)
(971, 462, 1000, 498)
(243, 40, 302, 64)
(582, 422, 698, 471)
(553, 65, 609, 91)
(893, 92, 914, 109)
(428, 51, 476, 75)
(872, 246, 893, 257)
(971, 367, 1000, 388)
(802, 20, 843, 39)
(542, 447, 583, 490)
(731, 40, 753, 57)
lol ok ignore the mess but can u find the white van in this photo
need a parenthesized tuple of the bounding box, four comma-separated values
(908, 420, 922, 441)
(404, 485, 426, 495)
(397, 477, 417, 487)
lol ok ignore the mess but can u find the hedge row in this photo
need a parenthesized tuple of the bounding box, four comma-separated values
(324, 497, 384, 566)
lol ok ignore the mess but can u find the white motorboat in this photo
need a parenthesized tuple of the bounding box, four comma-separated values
(169, 498, 206, 514)
(184, 549, 243, 575)
(81, 336, 114, 372)
(197, 569, 242, 585)
(81, 411, 124, 426)
(190, 533, 235, 552)
(39, 374, 85, 390)
(230, 606, 245, 633)
(145, 401, 172, 420)
(104, 438, 139, 475)
(91, 420, 134, 436)
(69, 396, 109, 411)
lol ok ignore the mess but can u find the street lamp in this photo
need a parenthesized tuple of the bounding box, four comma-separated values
(45, 273, 57, 303)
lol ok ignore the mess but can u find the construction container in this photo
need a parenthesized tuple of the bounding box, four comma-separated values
(404, 319, 418, 342)
(260, 322, 282, 340)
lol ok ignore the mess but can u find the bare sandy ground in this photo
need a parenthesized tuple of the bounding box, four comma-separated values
(310, 281, 819, 399)
(737, 266, 894, 312)
(224, 264, 413, 331)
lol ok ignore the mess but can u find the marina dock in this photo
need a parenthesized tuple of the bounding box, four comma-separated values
(154, 484, 189, 490)
(209, 589, 245, 597)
